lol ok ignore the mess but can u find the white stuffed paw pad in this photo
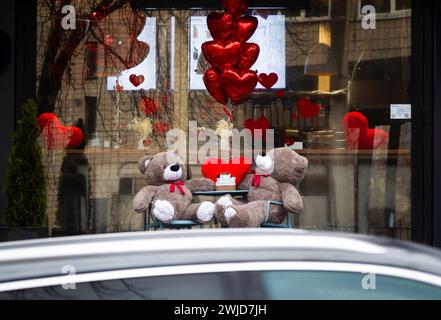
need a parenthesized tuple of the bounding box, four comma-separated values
(153, 200, 175, 222)
(197, 201, 215, 222)
(224, 207, 237, 222)
(216, 195, 233, 208)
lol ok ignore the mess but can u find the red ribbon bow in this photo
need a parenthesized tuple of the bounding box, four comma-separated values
(252, 173, 270, 188)
(168, 181, 185, 195)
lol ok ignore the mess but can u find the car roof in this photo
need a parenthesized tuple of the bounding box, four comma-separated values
(1, 229, 441, 283)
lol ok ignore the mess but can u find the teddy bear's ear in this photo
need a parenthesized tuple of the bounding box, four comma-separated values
(138, 156, 153, 174)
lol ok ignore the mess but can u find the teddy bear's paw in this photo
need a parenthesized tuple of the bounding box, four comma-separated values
(197, 201, 215, 222)
(224, 207, 237, 222)
(216, 195, 233, 208)
(153, 200, 175, 222)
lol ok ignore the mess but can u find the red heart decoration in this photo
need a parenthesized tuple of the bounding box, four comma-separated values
(342, 112, 389, 150)
(63, 126, 84, 149)
(139, 97, 158, 115)
(155, 122, 170, 134)
(222, 0, 249, 19)
(284, 136, 295, 147)
(297, 97, 321, 119)
(207, 12, 234, 41)
(237, 43, 260, 70)
(220, 69, 258, 104)
(201, 157, 252, 185)
(37, 113, 83, 149)
(233, 16, 258, 43)
(202, 41, 241, 72)
(129, 74, 145, 87)
(244, 117, 270, 141)
(258, 72, 279, 89)
(203, 68, 227, 104)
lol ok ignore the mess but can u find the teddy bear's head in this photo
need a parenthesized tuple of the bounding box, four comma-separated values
(138, 152, 188, 186)
(255, 147, 308, 185)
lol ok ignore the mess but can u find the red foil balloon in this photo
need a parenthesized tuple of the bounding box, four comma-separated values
(237, 43, 260, 70)
(233, 16, 258, 43)
(222, 0, 250, 19)
(202, 41, 241, 72)
(342, 112, 389, 150)
(37, 113, 84, 149)
(220, 69, 258, 104)
(203, 68, 227, 104)
(207, 12, 235, 41)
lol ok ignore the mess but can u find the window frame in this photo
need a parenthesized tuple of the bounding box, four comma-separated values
(357, 0, 411, 20)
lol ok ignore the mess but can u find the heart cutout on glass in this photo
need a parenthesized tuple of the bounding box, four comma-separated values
(258, 73, 279, 89)
(244, 117, 270, 141)
(129, 74, 145, 87)
(201, 157, 252, 185)
(297, 97, 321, 119)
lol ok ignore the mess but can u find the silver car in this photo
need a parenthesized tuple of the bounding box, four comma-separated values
(0, 229, 441, 300)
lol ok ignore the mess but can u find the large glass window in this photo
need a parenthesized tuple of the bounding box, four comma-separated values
(35, 0, 412, 239)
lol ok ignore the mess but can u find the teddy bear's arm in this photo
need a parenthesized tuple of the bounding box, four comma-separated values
(238, 174, 254, 190)
(133, 185, 158, 213)
(279, 183, 304, 213)
(186, 178, 215, 192)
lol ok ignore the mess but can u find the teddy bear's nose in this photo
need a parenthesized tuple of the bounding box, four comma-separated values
(261, 152, 267, 157)
(170, 164, 180, 172)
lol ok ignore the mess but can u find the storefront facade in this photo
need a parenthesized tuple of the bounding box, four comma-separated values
(0, 0, 439, 247)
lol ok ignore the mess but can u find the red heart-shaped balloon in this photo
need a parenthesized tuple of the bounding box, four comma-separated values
(222, 0, 249, 18)
(207, 12, 234, 41)
(237, 43, 260, 70)
(139, 96, 158, 115)
(201, 157, 252, 185)
(129, 74, 145, 87)
(37, 113, 83, 149)
(297, 97, 321, 119)
(221, 69, 258, 104)
(342, 112, 389, 150)
(63, 126, 84, 149)
(258, 72, 279, 89)
(203, 68, 227, 104)
(202, 41, 241, 72)
(244, 117, 270, 141)
(233, 16, 258, 43)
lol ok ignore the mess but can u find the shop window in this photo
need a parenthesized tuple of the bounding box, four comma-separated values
(34, 1, 412, 240)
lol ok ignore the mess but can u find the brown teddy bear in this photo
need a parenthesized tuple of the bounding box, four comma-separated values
(214, 148, 308, 228)
(133, 152, 216, 224)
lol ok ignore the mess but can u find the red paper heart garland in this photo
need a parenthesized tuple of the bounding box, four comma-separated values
(37, 113, 84, 149)
(201, 157, 252, 185)
(342, 112, 389, 150)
